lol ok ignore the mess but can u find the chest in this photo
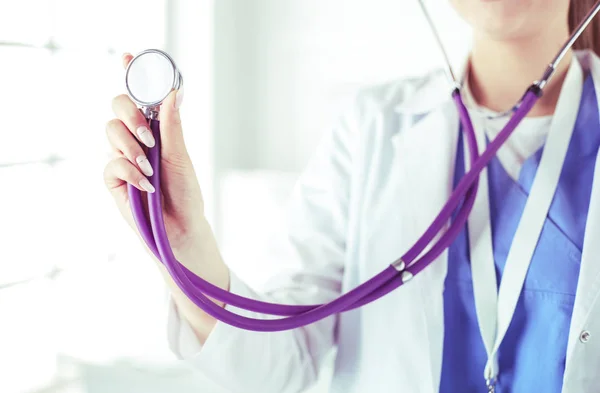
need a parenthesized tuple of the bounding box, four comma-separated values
(335, 94, 600, 393)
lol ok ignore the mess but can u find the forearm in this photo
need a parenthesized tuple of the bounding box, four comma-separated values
(161, 268, 225, 344)
(156, 218, 231, 345)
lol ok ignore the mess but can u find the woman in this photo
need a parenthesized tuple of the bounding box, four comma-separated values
(103, 0, 600, 392)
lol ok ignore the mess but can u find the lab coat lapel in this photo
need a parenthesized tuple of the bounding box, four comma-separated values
(565, 52, 600, 365)
(392, 96, 460, 393)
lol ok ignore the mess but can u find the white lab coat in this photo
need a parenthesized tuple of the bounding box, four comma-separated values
(166, 50, 600, 393)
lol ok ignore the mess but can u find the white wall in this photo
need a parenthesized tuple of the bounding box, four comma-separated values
(214, 0, 471, 174)
(212, 0, 471, 251)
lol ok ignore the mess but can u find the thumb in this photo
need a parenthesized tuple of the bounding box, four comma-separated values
(159, 87, 187, 163)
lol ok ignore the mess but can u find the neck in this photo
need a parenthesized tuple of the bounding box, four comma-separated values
(468, 30, 573, 117)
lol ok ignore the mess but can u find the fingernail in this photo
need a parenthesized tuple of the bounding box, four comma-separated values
(139, 178, 155, 193)
(136, 155, 154, 177)
(137, 126, 155, 148)
(175, 87, 184, 110)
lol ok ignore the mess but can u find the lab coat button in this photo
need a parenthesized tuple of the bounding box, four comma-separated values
(580, 331, 591, 343)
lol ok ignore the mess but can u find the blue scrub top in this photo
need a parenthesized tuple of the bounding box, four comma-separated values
(439, 74, 600, 393)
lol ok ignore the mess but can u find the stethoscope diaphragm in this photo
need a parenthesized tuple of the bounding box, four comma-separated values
(125, 49, 183, 118)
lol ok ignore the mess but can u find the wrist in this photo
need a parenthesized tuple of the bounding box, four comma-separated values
(172, 218, 230, 291)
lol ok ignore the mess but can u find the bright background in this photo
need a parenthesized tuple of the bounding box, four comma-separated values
(0, 1, 470, 392)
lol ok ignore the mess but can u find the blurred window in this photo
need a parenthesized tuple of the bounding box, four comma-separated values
(0, 1, 169, 392)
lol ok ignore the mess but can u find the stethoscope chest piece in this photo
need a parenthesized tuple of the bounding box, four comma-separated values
(125, 49, 183, 119)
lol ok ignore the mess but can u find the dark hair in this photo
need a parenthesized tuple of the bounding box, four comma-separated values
(569, 0, 600, 53)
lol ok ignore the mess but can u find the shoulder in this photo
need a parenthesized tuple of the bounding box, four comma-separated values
(343, 69, 449, 130)
(320, 69, 450, 166)
(336, 69, 449, 147)
(358, 69, 447, 112)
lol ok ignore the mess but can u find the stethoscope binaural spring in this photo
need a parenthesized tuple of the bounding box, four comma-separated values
(125, 0, 600, 333)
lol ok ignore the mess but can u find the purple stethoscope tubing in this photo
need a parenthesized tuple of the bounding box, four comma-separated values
(124, 0, 600, 332)
(121, 0, 600, 331)
(126, 86, 541, 331)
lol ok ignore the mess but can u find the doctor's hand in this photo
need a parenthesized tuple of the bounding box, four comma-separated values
(103, 54, 230, 327)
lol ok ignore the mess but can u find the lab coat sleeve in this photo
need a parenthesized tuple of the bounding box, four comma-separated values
(165, 93, 363, 393)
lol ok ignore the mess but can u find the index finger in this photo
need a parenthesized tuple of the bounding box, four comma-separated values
(122, 53, 134, 69)
(112, 94, 155, 148)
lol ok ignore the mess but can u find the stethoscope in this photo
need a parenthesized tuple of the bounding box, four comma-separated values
(124, 1, 600, 389)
